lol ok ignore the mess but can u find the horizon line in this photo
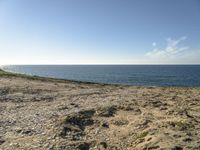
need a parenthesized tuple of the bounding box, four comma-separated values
(1, 64, 200, 66)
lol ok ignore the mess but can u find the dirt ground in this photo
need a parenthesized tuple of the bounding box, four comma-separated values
(0, 72, 200, 150)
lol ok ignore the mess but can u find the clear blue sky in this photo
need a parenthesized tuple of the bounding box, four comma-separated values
(0, 0, 200, 64)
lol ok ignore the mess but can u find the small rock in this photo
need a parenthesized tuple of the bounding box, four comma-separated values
(77, 142, 90, 150)
(98, 142, 107, 150)
(160, 106, 168, 110)
(44, 143, 50, 148)
(47, 145, 54, 150)
(102, 122, 109, 128)
(0, 139, 5, 145)
(21, 129, 32, 135)
(15, 127, 22, 134)
(171, 146, 183, 150)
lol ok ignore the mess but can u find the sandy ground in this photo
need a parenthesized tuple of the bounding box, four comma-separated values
(0, 72, 200, 150)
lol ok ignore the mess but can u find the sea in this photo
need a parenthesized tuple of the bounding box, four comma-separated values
(2, 65, 200, 87)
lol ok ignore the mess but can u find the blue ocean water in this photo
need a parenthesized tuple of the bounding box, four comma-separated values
(2, 65, 200, 87)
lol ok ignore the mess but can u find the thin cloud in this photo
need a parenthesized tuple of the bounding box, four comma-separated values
(152, 42, 156, 47)
(146, 36, 189, 58)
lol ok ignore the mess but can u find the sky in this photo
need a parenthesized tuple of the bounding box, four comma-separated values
(0, 0, 200, 64)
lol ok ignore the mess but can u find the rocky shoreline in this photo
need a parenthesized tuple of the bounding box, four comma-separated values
(0, 69, 200, 150)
